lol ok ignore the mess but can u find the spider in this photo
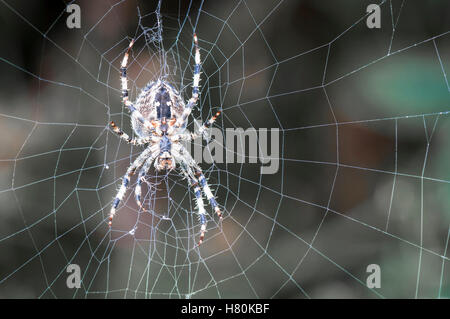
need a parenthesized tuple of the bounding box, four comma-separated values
(108, 34, 222, 245)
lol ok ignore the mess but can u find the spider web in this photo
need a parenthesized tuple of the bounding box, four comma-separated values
(0, 0, 449, 298)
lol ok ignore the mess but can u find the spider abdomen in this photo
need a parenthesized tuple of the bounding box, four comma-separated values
(131, 80, 186, 138)
(155, 87, 172, 119)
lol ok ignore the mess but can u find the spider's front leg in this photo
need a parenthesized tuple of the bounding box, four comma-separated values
(176, 142, 223, 220)
(187, 173, 208, 246)
(108, 144, 157, 226)
(134, 151, 159, 209)
(177, 33, 201, 127)
(173, 143, 223, 220)
(173, 152, 208, 246)
(195, 169, 222, 220)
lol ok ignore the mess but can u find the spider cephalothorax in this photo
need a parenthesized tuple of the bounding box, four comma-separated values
(108, 35, 222, 245)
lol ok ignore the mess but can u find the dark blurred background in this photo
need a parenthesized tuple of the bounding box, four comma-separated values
(0, 0, 449, 298)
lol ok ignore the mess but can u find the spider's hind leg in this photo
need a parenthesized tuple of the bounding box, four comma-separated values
(177, 33, 201, 127)
(120, 39, 134, 105)
(119, 39, 156, 133)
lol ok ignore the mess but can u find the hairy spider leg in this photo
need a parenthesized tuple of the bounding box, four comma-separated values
(190, 177, 207, 245)
(194, 111, 222, 140)
(135, 154, 158, 209)
(196, 170, 222, 220)
(108, 145, 157, 226)
(174, 143, 223, 221)
(203, 111, 221, 129)
(110, 121, 150, 146)
(171, 111, 221, 142)
(112, 34, 220, 244)
(120, 39, 157, 132)
(173, 150, 209, 246)
(177, 33, 201, 127)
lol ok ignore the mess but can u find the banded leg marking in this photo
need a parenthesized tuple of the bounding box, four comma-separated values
(197, 171, 222, 219)
(191, 179, 207, 245)
(119, 40, 156, 133)
(120, 39, 134, 104)
(110, 121, 150, 146)
(194, 111, 221, 140)
(108, 147, 154, 226)
(178, 33, 201, 127)
(135, 155, 157, 210)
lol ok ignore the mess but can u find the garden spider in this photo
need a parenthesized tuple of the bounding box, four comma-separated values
(109, 34, 222, 245)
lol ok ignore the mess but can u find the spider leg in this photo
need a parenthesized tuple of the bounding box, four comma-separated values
(173, 143, 223, 220)
(108, 145, 157, 226)
(196, 169, 222, 220)
(170, 111, 221, 144)
(177, 33, 201, 127)
(191, 176, 208, 245)
(120, 39, 134, 104)
(193, 111, 221, 141)
(178, 165, 207, 246)
(120, 39, 157, 133)
(134, 152, 159, 209)
(110, 121, 150, 146)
